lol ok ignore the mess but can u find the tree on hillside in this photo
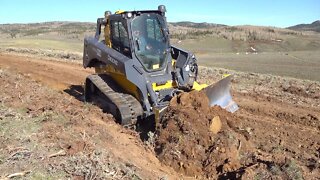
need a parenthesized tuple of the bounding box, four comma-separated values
(10, 31, 17, 38)
(4, 28, 20, 38)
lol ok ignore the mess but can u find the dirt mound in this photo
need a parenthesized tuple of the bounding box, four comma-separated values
(155, 91, 253, 178)
(155, 91, 304, 179)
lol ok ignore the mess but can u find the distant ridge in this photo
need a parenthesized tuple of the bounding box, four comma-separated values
(287, 20, 320, 32)
(170, 21, 226, 28)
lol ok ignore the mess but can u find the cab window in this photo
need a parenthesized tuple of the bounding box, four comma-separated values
(146, 18, 162, 42)
(110, 20, 131, 57)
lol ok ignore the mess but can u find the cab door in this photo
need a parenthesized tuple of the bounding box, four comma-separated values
(110, 20, 131, 58)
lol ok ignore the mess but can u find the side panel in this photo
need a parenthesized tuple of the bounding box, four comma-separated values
(84, 37, 155, 112)
(83, 37, 126, 72)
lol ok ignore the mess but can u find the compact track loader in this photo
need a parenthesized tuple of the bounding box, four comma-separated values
(83, 5, 238, 127)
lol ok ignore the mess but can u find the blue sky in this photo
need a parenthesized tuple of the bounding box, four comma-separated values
(0, 0, 319, 27)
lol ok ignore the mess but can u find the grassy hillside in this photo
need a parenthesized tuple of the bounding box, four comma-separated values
(0, 22, 95, 52)
(0, 21, 95, 39)
(1, 21, 319, 81)
(288, 20, 320, 32)
(173, 32, 320, 53)
(1, 21, 319, 53)
(168, 24, 320, 81)
(170, 21, 226, 28)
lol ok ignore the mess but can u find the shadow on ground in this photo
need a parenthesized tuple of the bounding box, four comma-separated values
(64, 85, 84, 102)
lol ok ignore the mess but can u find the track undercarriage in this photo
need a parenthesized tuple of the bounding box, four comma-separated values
(84, 74, 143, 127)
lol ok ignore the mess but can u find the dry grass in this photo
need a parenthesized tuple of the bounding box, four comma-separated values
(196, 51, 320, 81)
(170, 24, 314, 41)
(0, 38, 83, 52)
(1, 21, 320, 82)
(0, 69, 142, 179)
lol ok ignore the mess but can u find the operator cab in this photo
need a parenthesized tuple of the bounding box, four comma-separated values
(131, 13, 169, 70)
(106, 5, 170, 71)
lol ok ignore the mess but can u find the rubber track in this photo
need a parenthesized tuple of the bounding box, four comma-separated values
(86, 74, 143, 127)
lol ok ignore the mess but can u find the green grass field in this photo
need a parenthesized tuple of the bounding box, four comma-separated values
(196, 51, 320, 81)
(1, 22, 319, 81)
(172, 35, 320, 81)
(173, 34, 320, 53)
(1, 36, 319, 81)
(0, 38, 83, 52)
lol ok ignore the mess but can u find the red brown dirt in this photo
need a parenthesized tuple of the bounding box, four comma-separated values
(1, 53, 319, 179)
(0, 53, 92, 91)
(0, 53, 179, 179)
(156, 91, 255, 178)
(155, 91, 315, 179)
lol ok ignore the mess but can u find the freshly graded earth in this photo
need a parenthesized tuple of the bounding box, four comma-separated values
(156, 91, 315, 179)
(156, 91, 254, 178)
(0, 52, 319, 179)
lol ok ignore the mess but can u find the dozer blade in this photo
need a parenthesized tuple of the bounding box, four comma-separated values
(203, 75, 239, 113)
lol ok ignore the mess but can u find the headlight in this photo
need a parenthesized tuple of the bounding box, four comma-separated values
(127, 12, 132, 18)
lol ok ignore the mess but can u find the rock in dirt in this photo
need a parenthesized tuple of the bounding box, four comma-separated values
(210, 116, 222, 134)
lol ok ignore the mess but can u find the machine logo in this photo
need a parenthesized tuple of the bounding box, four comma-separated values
(96, 49, 102, 57)
(108, 55, 118, 66)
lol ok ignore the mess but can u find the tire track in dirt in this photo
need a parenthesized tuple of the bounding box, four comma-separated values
(0, 53, 92, 90)
(236, 94, 320, 131)
(234, 93, 320, 173)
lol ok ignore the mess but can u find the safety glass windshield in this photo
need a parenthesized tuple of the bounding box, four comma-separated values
(131, 13, 168, 71)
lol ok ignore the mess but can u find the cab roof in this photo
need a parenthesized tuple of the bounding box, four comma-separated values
(115, 10, 163, 15)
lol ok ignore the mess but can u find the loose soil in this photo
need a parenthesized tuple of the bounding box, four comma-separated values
(0, 53, 319, 179)
(0, 54, 179, 179)
(156, 91, 255, 178)
(156, 90, 317, 179)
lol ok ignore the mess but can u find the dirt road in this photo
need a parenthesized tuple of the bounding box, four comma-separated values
(0, 54, 91, 90)
(0, 53, 319, 179)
